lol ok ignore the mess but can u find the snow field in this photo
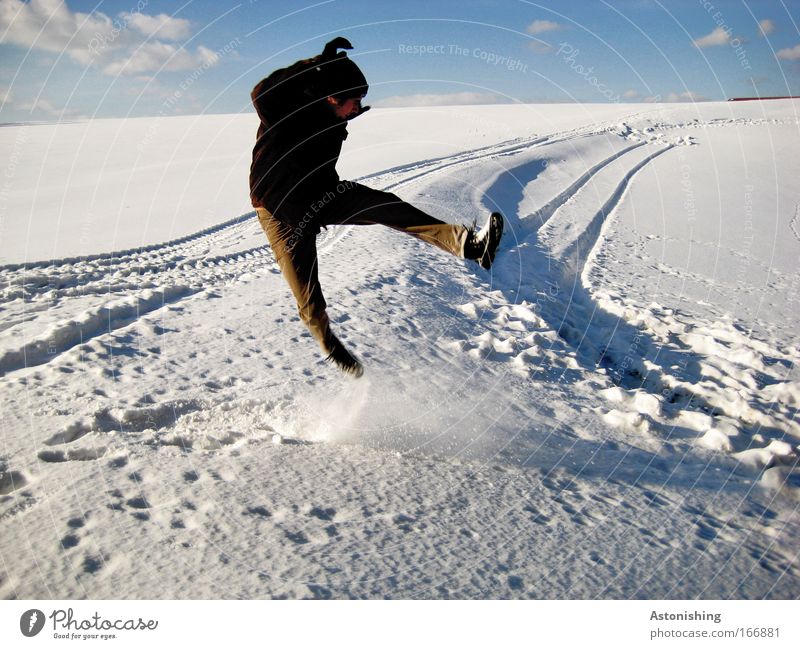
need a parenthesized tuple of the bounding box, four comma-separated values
(1, 101, 798, 598)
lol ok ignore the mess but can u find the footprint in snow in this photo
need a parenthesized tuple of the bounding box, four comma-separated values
(38, 446, 108, 463)
(108, 456, 129, 469)
(244, 506, 272, 519)
(641, 490, 670, 508)
(522, 504, 551, 526)
(0, 466, 29, 495)
(82, 554, 107, 575)
(104, 489, 152, 522)
(59, 514, 89, 551)
(284, 530, 310, 545)
(309, 506, 336, 521)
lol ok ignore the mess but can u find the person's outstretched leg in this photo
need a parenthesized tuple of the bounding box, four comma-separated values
(319, 183, 470, 257)
(257, 208, 363, 376)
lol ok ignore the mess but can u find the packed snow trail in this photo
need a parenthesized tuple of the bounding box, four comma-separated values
(439, 119, 798, 485)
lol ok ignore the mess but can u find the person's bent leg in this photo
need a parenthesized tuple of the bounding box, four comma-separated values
(320, 183, 469, 257)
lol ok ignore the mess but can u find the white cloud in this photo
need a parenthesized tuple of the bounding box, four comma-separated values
(747, 75, 771, 87)
(758, 19, 776, 37)
(643, 91, 709, 103)
(693, 27, 731, 48)
(123, 78, 168, 98)
(623, 89, 639, 99)
(121, 12, 191, 41)
(666, 90, 708, 102)
(527, 40, 554, 54)
(776, 44, 800, 60)
(0, 0, 215, 76)
(103, 43, 219, 76)
(0, 0, 117, 64)
(374, 92, 507, 108)
(14, 97, 59, 115)
(526, 20, 564, 35)
(11, 95, 85, 119)
(0, 79, 66, 117)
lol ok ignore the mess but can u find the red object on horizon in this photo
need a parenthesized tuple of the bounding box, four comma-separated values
(728, 96, 800, 101)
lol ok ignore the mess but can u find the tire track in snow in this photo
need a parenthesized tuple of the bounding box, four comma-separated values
(0, 210, 256, 274)
(0, 285, 194, 376)
(0, 216, 268, 304)
(465, 137, 798, 473)
(482, 141, 648, 235)
(790, 204, 800, 244)
(453, 142, 676, 385)
(546, 145, 675, 278)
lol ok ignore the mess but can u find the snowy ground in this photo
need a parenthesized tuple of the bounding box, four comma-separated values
(1, 101, 798, 599)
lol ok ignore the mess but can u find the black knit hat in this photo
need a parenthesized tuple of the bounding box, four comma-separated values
(312, 37, 368, 100)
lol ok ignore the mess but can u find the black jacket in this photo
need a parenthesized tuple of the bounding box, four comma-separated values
(249, 59, 348, 223)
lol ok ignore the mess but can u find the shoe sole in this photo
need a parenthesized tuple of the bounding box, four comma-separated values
(480, 212, 504, 269)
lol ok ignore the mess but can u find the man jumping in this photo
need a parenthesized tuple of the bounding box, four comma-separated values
(250, 37, 503, 377)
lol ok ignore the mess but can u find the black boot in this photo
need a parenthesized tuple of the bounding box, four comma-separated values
(326, 340, 364, 378)
(464, 212, 504, 269)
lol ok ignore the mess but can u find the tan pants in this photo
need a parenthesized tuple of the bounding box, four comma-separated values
(257, 183, 468, 354)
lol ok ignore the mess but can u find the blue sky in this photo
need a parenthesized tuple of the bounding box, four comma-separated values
(1, 0, 798, 121)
